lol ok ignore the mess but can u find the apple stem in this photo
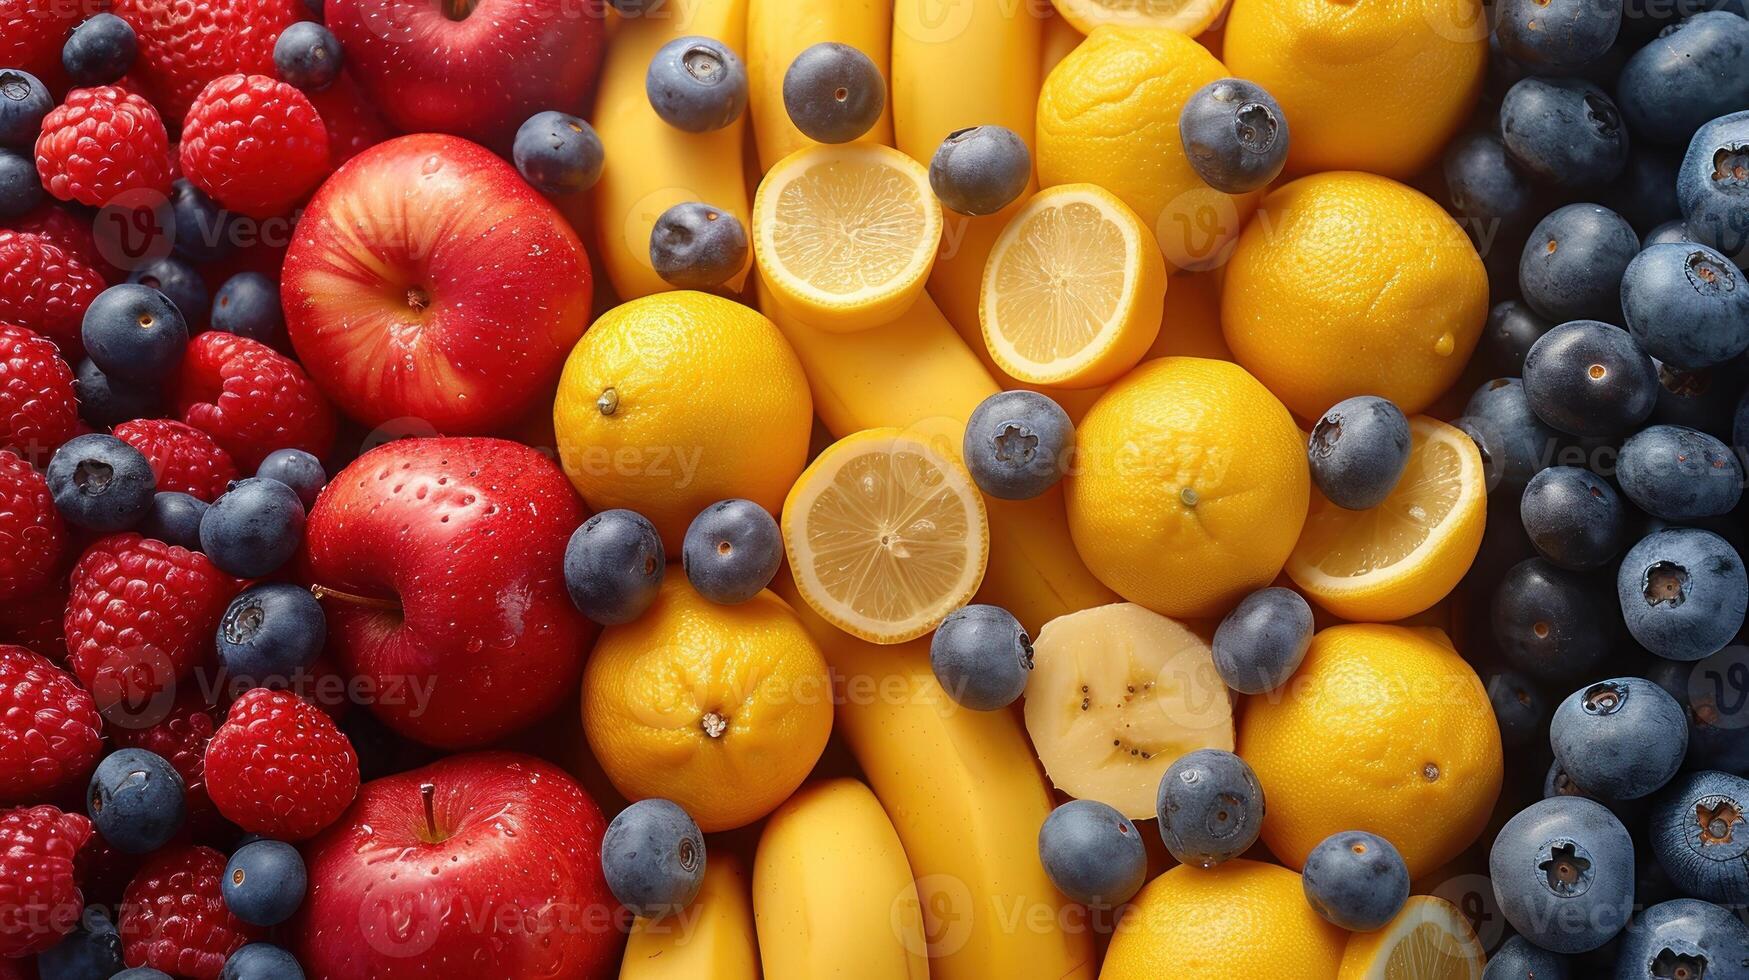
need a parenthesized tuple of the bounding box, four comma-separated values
(309, 584, 402, 614)
(421, 782, 439, 839)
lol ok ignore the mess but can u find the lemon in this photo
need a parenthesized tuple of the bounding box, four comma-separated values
(1223, 0, 1487, 177)
(1238, 624, 1504, 878)
(1066, 357, 1308, 620)
(552, 291, 812, 552)
(1222, 172, 1489, 421)
(980, 184, 1167, 388)
(1036, 25, 1261, 272)
(1288, 417, 1486, 622)
(1337, 897, 1486, 980)
(581, 578, 833, 833)
(782, 426, 989, 644)
(1050, 0, 1231, 37)
(753, 143, 943, 331)
(1101, 860, 1347, 979)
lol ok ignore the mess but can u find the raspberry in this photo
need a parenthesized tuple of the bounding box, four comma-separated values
(0, 954, 34, 979)
(0, 0, 97, 90)
(108, 683, 220, 826)
(64, 534, 240, 713)
(113, 418, 239, 502)
(8, 203, 114, 279)
(0, 323, 78, 464)
(35, 86, 174, 209)
(119, 844, 261, 979)
(180, 74, 330, 219)
(0, 805, 91, 958)
(308, 70, 393, 168)
(176, 332, 336, 471)
(0, 645, 101, 806)
(0, 578, 68, 663)
(0, 450, 65, 604)
(204, 688, 359, 840)
(111, 0, 301, 123)
(0, 231, 106, 356)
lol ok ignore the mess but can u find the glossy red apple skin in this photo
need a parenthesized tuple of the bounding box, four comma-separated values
(282, 134, 592, 435)
(327, 0, 605, 147)
(301, 436, 594, 748)
(296, 752, 621, 980)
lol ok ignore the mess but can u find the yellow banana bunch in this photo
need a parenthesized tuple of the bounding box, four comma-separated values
(618, 853, 759, 980)
(747, 0, 895, 171)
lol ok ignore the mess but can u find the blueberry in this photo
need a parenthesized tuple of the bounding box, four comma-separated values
(512, 110, 605, 196)
(140, 491, 209, 550)
(1649, 770, 1749, 904)
(601, 798, 706, 919)
(1653, 360, 1744, 438)
(646, 36, 747, 133)
(1618, 527, 1748, 661)
(1306, 396, 1410, 510)
(1487, 670, 1548, 748)
(129, 255, 208, 325)
(929, 604, 1033, 710)
(1620, 0, 1748, 39)
(1494, 0, 1619, 72)
(961, 390, 1073, 500)
(649, 201, 748, 289)
(1210, 587, 1312, 695)
(928, 125, 1031, 217)
(1620, 13, 1749, 150)
(1500, 77, 1630, 188)
(255, 448, 326, 509)
(73, 357, 161, 429)
(1481, 935, 1571, 980)
(1491, 558, 1613, 681)
(1608, 146, 1684, 235)
(1622, 244, 1749, 371)
(1300, 831, 1410, 931)
(1518, 204, 1639, 323)
(0, 147, 43, 219)
(681, 498, 781, 604)
(219, 942, 304, 980)
(47, 433, 157, 532)
(1615, 898, 1749, 980)
(1646, 647, 1749, 772)
(223, 840, 307, 926)
(1443, 132, 1537, 242)
(169, 178, 238, 263)
(564, 509, 665, 624)
(0, 69, 51, 149)
(1489, 795, 1635, 954)
(217, 583, 326, 687)
(200, 477, 307, 578)
(1520, 466, 1626, 570)
(1523, 320, 1659, 437)
(1644, 219, 1690, 247)
(781, 42, 885, 144)
(273, 21, 341, 91)
(63, 13, 136, 86)
(1036, 800, 1146, 909)
(1618, 424, 1744, 520)
(1461, 378, 1561, 495)
(1551, 677, 1689, 800)
(87, 747, 186, 854)
(211, 272, 286, 349)
(1178, 77, 1289, 195)
(39, 906, 124, 980)
(115, 969, 175, 979)
(1677, 110, 1749, 268)
(82, 284, 190, 385)
(1155, 748, 1264, 868)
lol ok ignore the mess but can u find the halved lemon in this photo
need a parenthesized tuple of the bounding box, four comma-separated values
(1286, 416, 1486, 622)
(1049, 0, 1231, 37)
(753, 143, 943, 332)
(980, 183, 1166, 388)
(781, 427, 988, 644)
(1337, 897, 1485, 980)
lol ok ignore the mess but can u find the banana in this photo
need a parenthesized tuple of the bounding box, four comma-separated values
(1023, 602, 1235, 819)
(748, 0, 895, 172)
(591, 0, 751, 301)
(619, 852, 759, 980)
(752, 779, 929, 979)
(773, 574, 1099, 980)
(754, 274, 1115, 629)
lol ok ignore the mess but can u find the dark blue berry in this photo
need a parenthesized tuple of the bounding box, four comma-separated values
(1607, 146, 1684, 236)
(1492, 558, 1613, 682)
(1677, 110, 1749, 268)
(140, 491, 209, 550)
(217, 582, 326, 687)
(38, 906, 124, 980)
(223, 840, 308, 926)
(128, 255, 208, 328)
(1520, 465, 1625, 570)
(1523, 320, 1659, 437)
(255, 447, 325, 509)
(1620, 12, 1749, 149)
(1494, 0, 1620, 72)
(929, 125, 1031, 216)
(1443, 131, 1536, 242)
(0, 147, 42, 219)
(87, 747, 186, 854)
(273, 21, 341, 91)
(1178, 77, 1289, 195)
(1210, 587, 1312, 695)
(1622, 243, 1749, 370)
(1649, 769, 1749, 905)
(73, 357, 161, 429)
(1155, 748, 1264, 868)
(114, 969, 175, 979)
(62, 13, 136, 86)
(646, 36, 747, 133)
(649, 201, 748, 289)
(0, 69, 51, 150)
(200, 477, 307, 578)
(1500, 77, 1630, 188)
(1037, 800, 1146, 909)
(1489, 795, 1635, 954)
(1461, 378, 1561, 495)
(1646, 648, 1749, 773)
(600, 798, 706, 919)
(1652, 360, 1743, 438)
(929, 604, 1033, 711)
(512, 110, 604, 196)
(1644, 219, 1690, 247)
(1518, 204, 1639, 323)
(564, 509, 665, 624)
(1618, 424, 1743, 520)
(1481, 935, 1571, 980)
(1306, 396, 1410, 510)
(1615, 898, 1749, 980)
(781, 42, 885, 145)
(962, 389, 1073, 500)
(211, 272, 286, 349)
(47, 433, 156, 532)
(1618, 527, 1747, 661)
(219, 942, 305, 980)
(1486, 670, 1548, 748)
(1301, 831, 1410, 931)
(168, 179, 237, 263)
(681, 498, 780, 604)
(82, 283, 190, 385)
(1552, 677, 1689, 800)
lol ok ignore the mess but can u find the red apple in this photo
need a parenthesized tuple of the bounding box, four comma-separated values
(296, 752, 621, 980)
(282, 134, 592, 435)
(301, 436, 593, 748)
(326, 0, 606, 147)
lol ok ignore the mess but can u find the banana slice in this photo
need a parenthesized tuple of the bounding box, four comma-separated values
(1023, 603, 1235, 818)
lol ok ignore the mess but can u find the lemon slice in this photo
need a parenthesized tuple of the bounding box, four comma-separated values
(1337, 897, 1485, 980)
(753, 143, 943, 332)
(1287, 416, 1486, 622)
(782, 427, 988, 644)
(980, 183, 1166, 388)
(1049, 0, 1231, 36)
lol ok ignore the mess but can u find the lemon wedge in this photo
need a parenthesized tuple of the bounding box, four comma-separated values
(1337, 897, 1486, 980)
(1049, 0, 1231, 37)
